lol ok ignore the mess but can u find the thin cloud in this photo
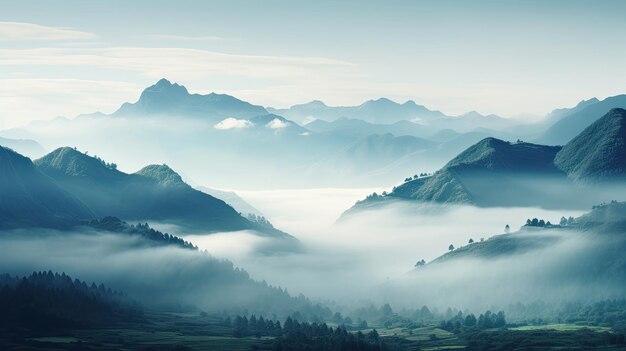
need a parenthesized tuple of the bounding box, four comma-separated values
(0, 47, 354, 80)
(0, 22, 96, 41)
(146, 34, 236, 42)
(214, 117, 253, 130)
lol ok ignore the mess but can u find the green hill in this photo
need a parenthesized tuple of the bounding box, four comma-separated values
(34, 147, 292, 238)
(555, 108, 626, 183)
(0, 146, 94, 229)
(382, 138, 563, 207)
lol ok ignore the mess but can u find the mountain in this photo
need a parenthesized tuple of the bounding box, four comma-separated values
(0, 146, 94, 229)
(305, 117, 433, 138)
(113, 78, 267, 119)
(0, 137, 46, 159)
(545, 97, 600, 123)
(34, 147, 291, 237)
(439, 111, 513, 132)
(269, 98, 446, 124)
(555, 108, 626, 183)
(429, 201, 626, 267)
(198, 187, 263, 217)
(343, 138, 567, 216)
(538, 94, 626, 145)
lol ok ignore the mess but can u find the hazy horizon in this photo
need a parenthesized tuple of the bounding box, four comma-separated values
(3, 0, 626, 129)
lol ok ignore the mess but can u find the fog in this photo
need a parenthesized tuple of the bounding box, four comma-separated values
(0, 115, 455, 189)
(182, 187, 594, 310)
(0, 228, 309, 316)
(0, 185, 623, 317)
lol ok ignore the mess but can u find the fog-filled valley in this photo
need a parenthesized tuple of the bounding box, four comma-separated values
(4, 2, 626, 349)
(3, 78, 626, 350)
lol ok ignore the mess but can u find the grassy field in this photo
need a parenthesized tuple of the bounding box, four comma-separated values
(510, 323, 612, 332)
(3, 311, 274, 351)
(4, 313, 624, 351)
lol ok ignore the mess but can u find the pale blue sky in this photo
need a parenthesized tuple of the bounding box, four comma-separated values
(1, 0, 626, 128)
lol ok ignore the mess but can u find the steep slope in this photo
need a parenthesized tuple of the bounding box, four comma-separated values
(198, 187, 264, 217)
(34, 147, 289, 236)
(539, 94, 626, 145)
(545, 97, 600, 124)
(113, 78, 267, 119)
(555, 108, 626, 183)
(0, 146, 94, 229)
(344, 138, 567, 215)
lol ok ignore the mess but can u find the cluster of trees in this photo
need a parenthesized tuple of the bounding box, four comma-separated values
(93, 155, 118, 170)
(246, 214, 274, 229)
(88, 217, 198, 250)
(275, 317, 384, 351)
(0, 271, 141, 331)
(230, 315, 282, 337)
(439, 310, 506, 333)
(524, 218, 552, 227)
(414, 259, 426, 268)
(230, 315, 385, 350)
(508, 299, 626, 331)
(74, 148, 118, 170)
(592, 200, 619, 210)
(362, 192, 385, 202)
(559, 216, 576, 226)
(404, 173, 431, 182)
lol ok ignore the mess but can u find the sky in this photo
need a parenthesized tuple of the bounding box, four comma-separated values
(1, 0, 626, 129)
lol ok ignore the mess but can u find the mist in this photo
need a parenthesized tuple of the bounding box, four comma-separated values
(181, 187, 600, 313)
(0, 228, 310, 316)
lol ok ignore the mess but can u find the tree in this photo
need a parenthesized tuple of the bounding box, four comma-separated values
(505, 224, 510, 233)
(468, 238, 474, 244)
(464, 314, 477, 327)
(538, 219, 546, 227)
(414, 259, 426, 268)
(448, 244, 455, 251)
(560, 216, 567, 226)
(381, 303, 393, 317)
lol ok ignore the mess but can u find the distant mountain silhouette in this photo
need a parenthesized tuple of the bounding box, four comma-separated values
(0, 136, 46, 158)
(538, 94, 626, 145)
(344, 108, 626, 216)
(198, 186, 264, 217)
(269, 98, 446, 124)
(34, 147, 292, 238)
(555, 108, 626, 183)
(113, 78, 267, 119)
(0, 146, 94, 229)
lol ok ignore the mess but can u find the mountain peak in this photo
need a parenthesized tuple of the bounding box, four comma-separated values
(446, 137, 561, 172)
(142, 78, 189, 96)
(135, 164, 186, 187)
(35, 147, 119, 179)
(155, 78, 173, 87)
(113, 79, 267, 119)
(555, 108, 626, 182)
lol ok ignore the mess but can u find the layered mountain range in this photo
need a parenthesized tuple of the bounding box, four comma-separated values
(2, 79, 626, 189)
(344, 108, 626, 215)
(0, 145, 294, 242)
